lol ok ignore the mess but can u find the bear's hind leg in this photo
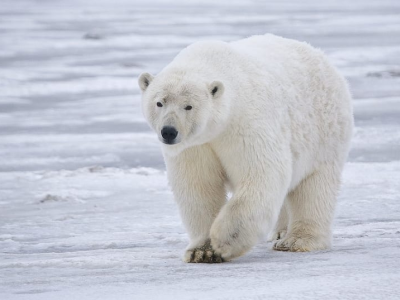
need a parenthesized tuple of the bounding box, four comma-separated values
(273, 162, 341, 252)
(269, 201, 288, 241)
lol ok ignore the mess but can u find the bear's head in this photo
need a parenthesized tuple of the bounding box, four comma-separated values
(138, 70, 229, 154)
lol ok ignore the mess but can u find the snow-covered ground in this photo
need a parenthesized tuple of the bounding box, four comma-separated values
(1, 0, 400, 299)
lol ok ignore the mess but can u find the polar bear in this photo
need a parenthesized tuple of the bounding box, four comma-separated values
(138, 34, 353, 263)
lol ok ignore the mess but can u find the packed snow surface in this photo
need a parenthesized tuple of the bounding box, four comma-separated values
(1, 0, 400, 299)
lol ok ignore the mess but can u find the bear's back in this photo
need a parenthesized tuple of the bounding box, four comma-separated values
(172, 40, 233, 65)
(230, 34, 326, 74)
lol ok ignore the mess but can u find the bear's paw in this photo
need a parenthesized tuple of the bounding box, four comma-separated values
(183, 240, 224, 263)
(273, 234, 329, 252)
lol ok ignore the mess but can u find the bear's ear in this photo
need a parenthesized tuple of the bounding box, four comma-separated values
(138, 72, 154, 92)
(209, 81, 224, 99)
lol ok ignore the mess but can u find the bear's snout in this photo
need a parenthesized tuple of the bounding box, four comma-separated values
(161, 126, 178, 144)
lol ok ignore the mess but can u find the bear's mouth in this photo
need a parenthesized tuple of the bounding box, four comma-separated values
(162, 139, 177, 145)
(160, 137, 181, 145)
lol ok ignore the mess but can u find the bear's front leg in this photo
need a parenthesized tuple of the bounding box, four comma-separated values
(210, 169, 290, 261)
(164, 145, 226, 263)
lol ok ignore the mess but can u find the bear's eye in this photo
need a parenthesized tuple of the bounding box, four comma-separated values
(184, 105, 193, 111)
(156, 102, 163, 107)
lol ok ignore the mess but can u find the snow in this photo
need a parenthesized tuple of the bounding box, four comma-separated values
(1, 0, 400, 299)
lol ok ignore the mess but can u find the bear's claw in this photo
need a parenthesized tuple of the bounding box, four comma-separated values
(268, 229, 287, 242)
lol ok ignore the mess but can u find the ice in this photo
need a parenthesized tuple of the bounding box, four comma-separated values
(1, 0, 400, 299)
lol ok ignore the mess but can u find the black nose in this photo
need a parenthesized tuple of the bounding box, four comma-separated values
(161, 126, 178, 143)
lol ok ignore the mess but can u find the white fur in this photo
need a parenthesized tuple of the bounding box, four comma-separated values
(139, 34, 353, 262)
